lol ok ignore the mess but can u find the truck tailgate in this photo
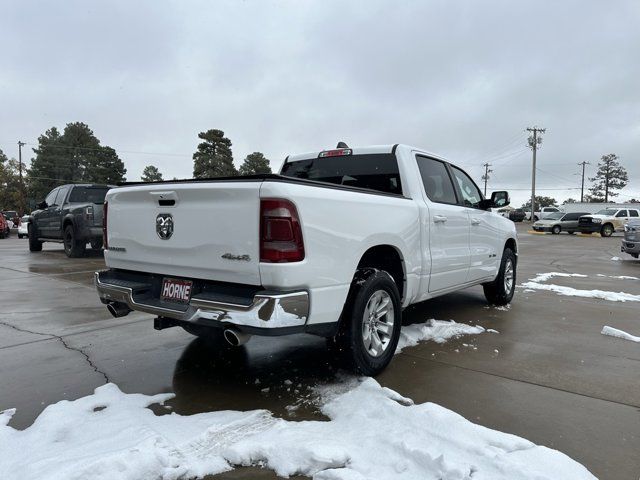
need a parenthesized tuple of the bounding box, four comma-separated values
(104, 182, 261, 285)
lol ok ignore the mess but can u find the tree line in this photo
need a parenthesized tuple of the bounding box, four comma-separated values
(0, 124, 272, 213)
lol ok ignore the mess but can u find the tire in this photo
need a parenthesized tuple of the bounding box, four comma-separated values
(18, 234, 23, 239)
(4, 227, 10, 237)
(63, 224, 86, 258)
(332, 269, 402, 376)
(552, 225, 561, 235)
(28, 224, 43, 252)
(533, 216, 539, 222)
(483, 248, 516, 305)
(90, 238, 103, 251)
(600, 223, 614, 237)
(567, 231, 575, 235)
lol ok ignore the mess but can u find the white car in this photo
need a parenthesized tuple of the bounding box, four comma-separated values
(525, 206, 561, 221)
(18, 215, 29, 238)
(96, 144, 518, 374)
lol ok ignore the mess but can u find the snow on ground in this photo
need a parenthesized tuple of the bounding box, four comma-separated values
(611, 256, 621, 261)
(601, 325, 640, 343)
(521, 272, 640, 303)
(0, 378, 596, 480)
(396, 319, 485, 353)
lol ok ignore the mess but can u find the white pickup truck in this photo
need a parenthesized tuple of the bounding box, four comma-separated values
(96, 144, 518, 374)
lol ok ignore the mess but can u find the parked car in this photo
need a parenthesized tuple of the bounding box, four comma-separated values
(2, 210, 19, 227)
(532, 212, 590, 234)
(578, 208, 640, 237)
(0, 213, 9, 238)
(621, 219, 640, 258)
(508, 209, 526, 222)
(28, 184, 112, 257)
(17, 215, 29, 238)
(525, 206, 561, 221)
(95, 144, 518, 375)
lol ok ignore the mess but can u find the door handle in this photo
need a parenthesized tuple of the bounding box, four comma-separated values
(471, 218, 481, 225)
(433, 215, 448, 223)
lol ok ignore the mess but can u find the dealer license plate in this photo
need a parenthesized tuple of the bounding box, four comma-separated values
(161, 278, 193, 304)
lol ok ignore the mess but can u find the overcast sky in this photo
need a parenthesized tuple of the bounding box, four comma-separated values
(2, 0, 639, 206)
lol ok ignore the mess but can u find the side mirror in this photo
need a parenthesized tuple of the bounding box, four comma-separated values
(490, 191, 510, 208)
(37, 201, 48, 210)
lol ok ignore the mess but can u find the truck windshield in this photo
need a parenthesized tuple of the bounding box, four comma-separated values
(280, 153, 402, 195)
(68, 187, 110, 204)
(595, 209, 617, 215)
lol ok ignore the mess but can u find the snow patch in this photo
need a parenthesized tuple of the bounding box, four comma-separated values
(0, 380, 596, 480)
(611, 256, 622, 261)
(521, 272, 640, 302)
(601, 326, 640, 343)
(397, 319, 485, 353)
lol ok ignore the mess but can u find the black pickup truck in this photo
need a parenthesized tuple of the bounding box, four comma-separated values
(28, 184, 112, 257)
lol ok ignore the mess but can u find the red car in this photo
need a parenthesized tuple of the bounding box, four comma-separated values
(0, 213, 9, 238)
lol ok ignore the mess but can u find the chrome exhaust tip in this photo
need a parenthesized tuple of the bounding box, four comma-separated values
(223, 328, 251, 346)
(107, 301, 131, 318)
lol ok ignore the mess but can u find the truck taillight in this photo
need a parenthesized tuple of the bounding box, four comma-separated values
(260, 198, 305, 263)
(103, 202, 108, 250)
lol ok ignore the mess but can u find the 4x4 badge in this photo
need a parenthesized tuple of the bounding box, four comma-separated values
(156, 213, 173, 240)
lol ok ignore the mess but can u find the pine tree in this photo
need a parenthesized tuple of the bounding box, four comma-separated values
(28, 127, 68, 201)
(588, 154, 628, 202)
(27, 123, 126, 200)
(88, 146, 127, 185)
(192, 129, 236, 178)
(238, 152, 272, 175)
(141, 165, 163, 182)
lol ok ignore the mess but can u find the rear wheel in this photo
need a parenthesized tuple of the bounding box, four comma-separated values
(600, 223, 614, 237)
(332, 269, 402, 376)
(483, 248, 516, 305)
(552, 225, 561, 235)
(28, 224, 43, 252)
(63, 224, 86, 258)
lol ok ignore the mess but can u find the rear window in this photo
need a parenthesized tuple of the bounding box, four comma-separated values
(68, 187, 110, 204)
(280, 153, 402, 195)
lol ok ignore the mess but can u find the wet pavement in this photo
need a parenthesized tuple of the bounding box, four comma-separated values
(1, 224, 639, 479)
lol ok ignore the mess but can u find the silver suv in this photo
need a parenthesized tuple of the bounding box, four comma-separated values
(621, 219, 640, 258)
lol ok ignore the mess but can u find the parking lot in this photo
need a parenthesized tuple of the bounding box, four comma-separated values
(0, 223, 638, 479)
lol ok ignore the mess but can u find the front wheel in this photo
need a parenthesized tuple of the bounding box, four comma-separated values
(333, 269, 402, 376)
(483, 248, 516, 305)
(552, 225, 561, 235)
(63, 225, 86, 258)
(600, 224, 614, 237)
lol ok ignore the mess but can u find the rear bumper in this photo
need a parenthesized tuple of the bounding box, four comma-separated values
(621, 241, 640, 255)
(95, 270, 310, 334)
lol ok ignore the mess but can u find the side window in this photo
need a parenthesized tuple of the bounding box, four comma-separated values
(564, 213, 576, 220)
(451, 166, 483, 208)
(54, 186, 70, 206)
(416, 156, 457, 204)
(616, 210, 627, 218)
(45, 188, 59, 207)
(630, 210, 639, 217)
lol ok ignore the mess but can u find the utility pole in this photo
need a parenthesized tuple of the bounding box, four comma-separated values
(526, 127, 546, 220)
(482, 162, 492, 196)
(17, 141, 26, 214)
(578, 161, 589, 202)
